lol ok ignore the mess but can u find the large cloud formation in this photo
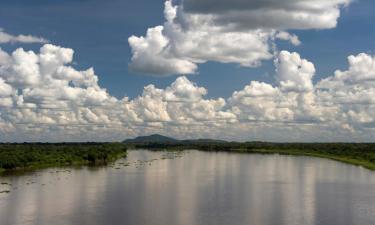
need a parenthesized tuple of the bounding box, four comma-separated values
(1, 44, 375, 142)
(128, 0, 350, 76)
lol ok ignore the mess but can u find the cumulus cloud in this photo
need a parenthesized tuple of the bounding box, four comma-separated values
(315, 54, 375, 130)
(0, 44, 236, 141)
(1, 44, 375, 142)
(319, 53, 375, 85)
(128, 1, 292, 76)
(229, 51, 375, 137)
(128, 0, 351, 76)
(276, 51, 315, 92)
(0, 28, 48, 44)
(128, 26, 198, 76)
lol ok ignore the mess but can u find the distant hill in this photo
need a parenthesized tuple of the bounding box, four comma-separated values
(123, 134, 178, 143)
(181, 139, 227, 144)
(123, 134, 227, 144)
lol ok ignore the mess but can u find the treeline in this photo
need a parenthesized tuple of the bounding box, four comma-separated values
(0, 143, 127, 171)
(130, 141, 375, 152)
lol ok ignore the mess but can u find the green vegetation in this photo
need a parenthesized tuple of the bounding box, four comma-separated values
(127, 139, 375, 171)
(0, 143, 127, 173)
(1, 135, 375, 174)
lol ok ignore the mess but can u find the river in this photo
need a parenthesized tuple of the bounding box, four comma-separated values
(1, 150, 375, 225)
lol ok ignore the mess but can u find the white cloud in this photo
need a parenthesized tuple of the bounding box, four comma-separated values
(128, 1, 293, 76)
(162, 76, 207, 102)
(276, 51, 315, 92)
(231, 51, 375, 136)
(0, 28, 48, 44)
(319, 53, 375, 86)
(128, 26, 198, 76)
(1, 45, 375, 142)
(0, 48, 10, 65)
(275, 31, 301, 46)
(128, 0, 351, 76)
(0, 44, 236, 141)
(315, 53, 375, 130)
(0, 78, 12, 96)
(1, 48, 41, 88)
(183, 0, 351, 30)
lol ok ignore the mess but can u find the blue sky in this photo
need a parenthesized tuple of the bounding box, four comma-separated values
(1, 0, 375, 142)
(0, 0, 374, 99)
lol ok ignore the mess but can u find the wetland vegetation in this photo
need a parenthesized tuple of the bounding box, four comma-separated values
(0, 143, 127, 174)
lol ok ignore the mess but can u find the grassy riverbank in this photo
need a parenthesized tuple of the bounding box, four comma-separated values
(0, 143, 127, 174)
(128, 141, 375, 171)
(230, 148, 375, 171)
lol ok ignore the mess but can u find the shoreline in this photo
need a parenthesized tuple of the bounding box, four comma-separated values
(0, 143, 127, 175)
(130, 146, 375, 171)
(226, 149, 375, 171)
(0, 152, 127, 176)
(2, 143, 375, 174)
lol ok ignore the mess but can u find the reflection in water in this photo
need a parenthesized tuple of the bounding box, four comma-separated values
(1, 150, 375, 225)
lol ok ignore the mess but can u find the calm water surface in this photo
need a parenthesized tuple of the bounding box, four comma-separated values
(1, 150, 375, 225)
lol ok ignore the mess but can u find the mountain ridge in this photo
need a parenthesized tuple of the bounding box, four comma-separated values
(123, 134, 227, 144)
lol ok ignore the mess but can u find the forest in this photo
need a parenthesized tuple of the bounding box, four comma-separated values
(0, 143, 127, 173)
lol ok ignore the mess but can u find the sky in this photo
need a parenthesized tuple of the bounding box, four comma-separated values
(0, 0, 375, 142)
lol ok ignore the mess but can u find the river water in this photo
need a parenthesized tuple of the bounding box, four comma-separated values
(1, 150, 375, 225)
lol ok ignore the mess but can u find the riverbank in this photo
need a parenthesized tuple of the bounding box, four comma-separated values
(1, 141, 374, 173)
(128, 142, 375, 171)
(0, 143, 127, 174)
(228, 148, 375, 171)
